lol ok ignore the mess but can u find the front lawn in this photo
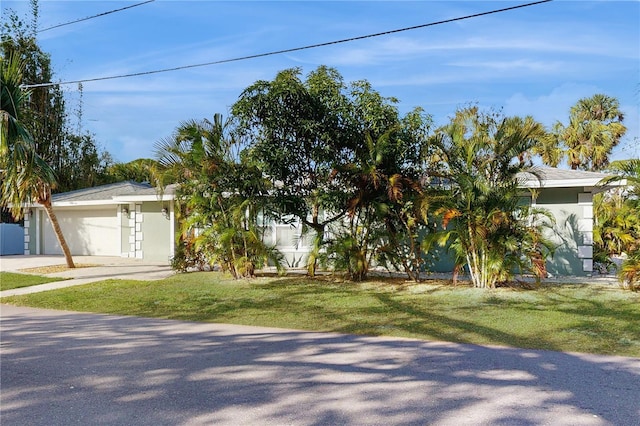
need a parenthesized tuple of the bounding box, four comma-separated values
(2, 272, 639, 357)
(0, 272, 66, 291)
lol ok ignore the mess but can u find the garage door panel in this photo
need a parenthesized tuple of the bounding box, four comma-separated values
(43, 209, 119, 256)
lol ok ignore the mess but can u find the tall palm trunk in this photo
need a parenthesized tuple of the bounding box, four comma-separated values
(40, 197, 75, 268)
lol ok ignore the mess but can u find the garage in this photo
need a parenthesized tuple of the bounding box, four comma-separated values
(41, 207, 120, 256)
(23, 181, 176, 263)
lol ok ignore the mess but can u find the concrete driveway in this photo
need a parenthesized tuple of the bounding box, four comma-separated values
(1, 304, 639, 426)
(0, 255, 174, 297)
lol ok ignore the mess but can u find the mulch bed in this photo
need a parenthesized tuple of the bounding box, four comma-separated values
(19, 264, 98, 274)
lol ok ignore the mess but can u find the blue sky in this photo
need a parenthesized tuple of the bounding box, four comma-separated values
(3, 0, 639, 164)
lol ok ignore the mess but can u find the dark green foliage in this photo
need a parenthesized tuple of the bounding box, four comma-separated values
(106, 158, 158, 185)
(232, 67, 354, 275)
(1, 2, 113, 193)
(232, 66, 434, 279)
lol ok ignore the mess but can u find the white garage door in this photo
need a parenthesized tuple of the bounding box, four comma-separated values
(42, 208, 119, 256)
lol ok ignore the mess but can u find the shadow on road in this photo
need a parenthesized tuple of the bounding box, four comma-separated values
(1, 305, 638, 425)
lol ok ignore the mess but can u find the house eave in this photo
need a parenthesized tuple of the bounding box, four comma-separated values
(51, 200, 123, 207)
(113, 194, 175, 202)
(520, 178, 626, 189)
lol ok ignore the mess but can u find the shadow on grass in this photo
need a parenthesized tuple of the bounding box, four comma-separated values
(4, 273, 639, 356)
(367, 293, 563, 352)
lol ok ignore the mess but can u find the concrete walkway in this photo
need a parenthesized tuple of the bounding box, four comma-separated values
(0, 255, 174, 297)
(1, 304, 639, 425)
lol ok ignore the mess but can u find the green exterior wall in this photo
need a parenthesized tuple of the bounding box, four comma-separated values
(120, 204, 132, 256)
(140, 202, 173, 263)
(535, 188, 592, 277)
(28, 211, 37, 254)
(427, 187, 594, 277)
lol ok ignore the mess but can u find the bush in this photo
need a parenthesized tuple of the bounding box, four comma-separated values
(619, 252, 640, 292)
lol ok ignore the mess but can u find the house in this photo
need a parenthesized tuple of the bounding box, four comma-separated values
(23, 182, 176, 263)
(20, 167, 620, 275)
(518, 167, 617, 277)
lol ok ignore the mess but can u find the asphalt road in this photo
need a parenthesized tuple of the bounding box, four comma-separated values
(1, 304, 638, 425)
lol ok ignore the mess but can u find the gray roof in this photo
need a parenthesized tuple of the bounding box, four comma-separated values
(521, 167, 610, 181)
(47, 167, 615, 205)
(49, 181, 178, 205)
(52, 181, 153, 203)
(518, 167, 613, 188)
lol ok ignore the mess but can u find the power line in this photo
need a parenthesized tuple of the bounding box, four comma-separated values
(37, 0, 156, 33)
(23, 0, 553, 89)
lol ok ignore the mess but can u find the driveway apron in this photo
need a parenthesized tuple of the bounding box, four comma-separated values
(0, 255, 174, 297)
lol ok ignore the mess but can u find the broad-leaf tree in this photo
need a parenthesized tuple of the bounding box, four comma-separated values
(232, 66, 356, 276)
(1, 54, 75, 267)
(233, 66, 437, 280)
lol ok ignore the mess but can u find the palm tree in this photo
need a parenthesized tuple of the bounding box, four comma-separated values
(596, 158, 640, 289)
(1, 55, 75, 267)
(618, 251, 640, 291)
(428, 107, 552, 288)
(532, 124, 564, 167)
(599, 159, 640, 197)
(557, 94, 627, 171)
(154, 114, 283, 277)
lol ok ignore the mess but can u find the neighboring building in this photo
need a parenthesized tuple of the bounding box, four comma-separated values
(0, 223, 24, 255)
(21, 167, 620, 275)
(23, 182, 176, 263)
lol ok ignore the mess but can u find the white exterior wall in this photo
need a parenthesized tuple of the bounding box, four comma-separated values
(41, 207, 120, 256)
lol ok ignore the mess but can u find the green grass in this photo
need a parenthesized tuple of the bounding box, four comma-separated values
(0, 272, 66, 291)
(2, 272, 639, 357)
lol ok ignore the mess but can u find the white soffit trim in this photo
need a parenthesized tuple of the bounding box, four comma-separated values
(521, 178, 602, 188)
(520, 178, 627, 189)
(45, 200, 121, 207)
(113, 194, 175, 202)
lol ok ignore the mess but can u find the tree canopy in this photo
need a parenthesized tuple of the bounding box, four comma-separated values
(1, 1, 113, 193)
(538, 94, 627, 171)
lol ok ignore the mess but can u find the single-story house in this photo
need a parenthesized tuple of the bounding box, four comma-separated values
(22, 182, 176, 263)
(19, 167, 620, 276)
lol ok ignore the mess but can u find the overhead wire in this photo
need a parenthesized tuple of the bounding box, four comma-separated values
(37, 0, 156, 33)
(23, 0, 553, 89)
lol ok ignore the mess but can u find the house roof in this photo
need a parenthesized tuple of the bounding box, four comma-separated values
(52, 181, 152, 203)
(39, 166, 621, 208)
(45, 181, 175, 207)
(518, 167, 620, 189)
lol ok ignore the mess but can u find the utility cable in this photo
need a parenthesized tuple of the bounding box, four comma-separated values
(23, 0, 552, 88)
(37, 0, 156, 33)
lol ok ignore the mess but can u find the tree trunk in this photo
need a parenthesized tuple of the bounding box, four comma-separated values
(306, 225, 324, 278)
(306, 203, 322, 277)
(41, 198, 75, 268)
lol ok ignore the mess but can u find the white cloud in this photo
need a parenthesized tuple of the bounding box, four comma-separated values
(447, 59, 563, 73)
(503, 83, 602, 126)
